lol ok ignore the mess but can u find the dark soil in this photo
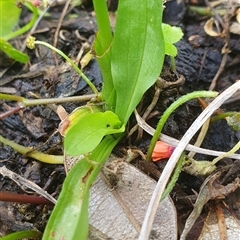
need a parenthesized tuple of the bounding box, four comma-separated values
(0, 0, 240, 238)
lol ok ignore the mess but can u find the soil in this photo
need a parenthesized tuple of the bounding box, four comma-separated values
(0, 0, 240, 239)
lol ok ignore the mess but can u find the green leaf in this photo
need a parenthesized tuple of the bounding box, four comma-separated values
(42, 158, 93, 240)
(64, 111, 125, 156)
(162, 23, 183, 57)
(111, 0, 165, 124)
(94, 35, 115, 109)
(1, 230, 42, 240)
(93, 0, 114, 109)
(58, 105, 102, 136)
(0, 38, 29, 63)
(43, 135, 122, 240)
(0, 0, 21, 38)
(164, 42, 178, 57)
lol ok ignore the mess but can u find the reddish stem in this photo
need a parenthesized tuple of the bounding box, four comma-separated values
(0, 191, 54, 206)
(0, 106, 24, 120)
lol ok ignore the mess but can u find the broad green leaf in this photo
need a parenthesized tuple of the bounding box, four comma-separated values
(43, 135, 122, 240)
(64, 111, 125, 156)
(58, 105, 102, 136)
(111, 0, 165, 124)
(0, 38, 29, 63)
(162, 23, 183, 57)
(0, 0, 21, 38)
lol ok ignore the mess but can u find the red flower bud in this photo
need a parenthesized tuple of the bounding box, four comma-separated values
(152, 141, 175, 162)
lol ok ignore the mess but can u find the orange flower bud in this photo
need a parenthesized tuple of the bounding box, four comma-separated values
(152, 141, 175, 162)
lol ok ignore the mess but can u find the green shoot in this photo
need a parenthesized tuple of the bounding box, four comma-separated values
(0, 230, 42, 240)
(146, 91, 218, 161)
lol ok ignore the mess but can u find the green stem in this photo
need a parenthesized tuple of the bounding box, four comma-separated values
(0, 134, 63, 164)
(170, 56, 176, 72)
(4, 3, 38, 41)
(212, 140, 240, 165)
(0, 93, 98, 107)
(189, 6, 226, 16)
(1, 230, 42, 240)
(161, 152, 185, 200)
(92, 0, 113, 53)
(211, 111, 237, 123)
(34, 40, 99, 94)
(0, 93, 24, 102)
(146, 91, 218, 161)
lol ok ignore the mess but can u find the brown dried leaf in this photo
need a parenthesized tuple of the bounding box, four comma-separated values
(89, 158, 177, 239)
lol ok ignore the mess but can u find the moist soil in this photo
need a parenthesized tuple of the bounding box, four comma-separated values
(0, 0, 240, 238)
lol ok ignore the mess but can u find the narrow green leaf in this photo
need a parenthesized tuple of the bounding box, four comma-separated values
(64, 111, 125, 156)
(1, 230, 42, 240)
(42, 159, 93, 240)
(92, 0, 114, 109)
(0, 0, 21, 38)
(0, 38, 29, 63)
(94, 39, 114, 108)
(111, 0, 165, 124)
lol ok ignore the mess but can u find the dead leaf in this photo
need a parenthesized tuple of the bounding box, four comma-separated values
(89, 158, 177, 240)
(230, 22, 240, 35)
(180, 169, 240, 239)
(199, 202, 240, 240)
(204, 18, 224, 37)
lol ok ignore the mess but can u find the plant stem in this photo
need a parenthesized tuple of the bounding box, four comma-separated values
(34, 40, 99, 94)
(161, 153, 185, 200)
(211, 111, 237, 122)
(0, 93, 24, 102)
(0, 93, 98, 107)
(1, 230, 42, 240)
(170, 56, 176, 72)
(0, 134, 63, 164)
(189, 6, 226, 16)
(146, 91, 218, 161)
(212, 140, 240, 165)
(0, 106, 24, 120)
(0, 191, 54, 205)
